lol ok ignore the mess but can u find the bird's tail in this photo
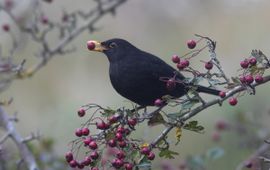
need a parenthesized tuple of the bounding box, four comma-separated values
(196, 85, 220, 96)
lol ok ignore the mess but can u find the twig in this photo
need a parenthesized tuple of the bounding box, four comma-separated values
(0, 106, 39, 170)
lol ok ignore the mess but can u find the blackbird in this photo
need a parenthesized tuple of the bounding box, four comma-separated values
(88, 38, 220, 106)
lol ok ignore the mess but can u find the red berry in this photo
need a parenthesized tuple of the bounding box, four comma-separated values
(115, 132, 123, 141)
(187, 39, 196, 49)
(211, 131, 221, 142)
(181, 59, 190, 67)
(140, 147, 150, 155)
(117, 126, 125, 134)
(62, 14, 68, 22)
(215, 120, 228, 131)
(91, 168, 99, 170)
(128, 118, 137, 126)
(244, 160, 253, 168)
(69, 160, 77, 168)
(41, 15, 48, 24)
(108, 115, 118, 124)
(177, 62, 185, 70)
(154, 98, 163, 106)
(89, 141, 98, 150)
(255, 75, 263, 83)
(118, 140, 127, 148)
(112, 158, 124, 168)
(83, 156, 92, 166)
(249, 57, 257, 66)
(239, 76, 246, 84)
(77, 108, 86, 117)
(166, 78, 176, 91)
(108, 139, 117, 147)
(83, 137, 92, 146)
(2, 24, 10, 32)
(245, 75, 254, 84)
(147, 152, 155, 160)
(124, 128, 131, 135)
(228, 97, 238, 106)
(240, 60, 249, 69)
(4, 0, 13, 9)
(116, 150, 126, 159)
(171, 55, 180, 63)
(125, 163, 133, 170)
(77, 161, 84, 169)
(90, 151, 99, 160)
(87, 41, 96, 51)
(75, 128, 83, 137)
(219, 91, 226, 98)
(65, 151, 73, 162)
(205, 61, 213, 70)
(82, 127, 90, 136)
(96, 121, 109, 130)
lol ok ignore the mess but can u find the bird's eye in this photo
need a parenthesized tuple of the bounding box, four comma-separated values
(109, 42, 117, 48)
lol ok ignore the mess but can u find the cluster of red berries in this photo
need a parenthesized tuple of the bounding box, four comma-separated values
(65, 106, 156, 169)
(172, 55, 190, 70)
(239, 57, 264, 84)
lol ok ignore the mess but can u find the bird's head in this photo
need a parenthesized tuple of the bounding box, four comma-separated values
(87, 38, 138, 62)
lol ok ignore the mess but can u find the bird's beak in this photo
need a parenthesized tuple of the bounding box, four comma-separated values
(87, 40, 108, 52)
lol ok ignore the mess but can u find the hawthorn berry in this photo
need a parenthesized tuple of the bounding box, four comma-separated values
(147, 152, 155, 160)
(108, 115, 118, 124)
(166, 78, 176, 90)
(65, 151, 73, 162)
(75, 128, 83, 137)
(2, 24, 10, 32)
(205, 61, 213, 70)
(140, 147, 150, 155)
(249, 57, 257, 66)
(90, 151, 99, 160)
(240, 60, 249, 69)
(177, 62, 186, 70)
(244, 160, 253, 168)
(96, 121, 109, 130)
(116, 150, 126, 159)
(77, 161, 84, 169)
(87, 41, 96, 51)
(171, 55, 180, 63)
(255, 75, 263, 83)
(154, 98, 163, 106)
(112, 158, 124, 168)
(215, 120, 228, 131)
(117, 126, 125, 134)
(124, 163, 134, 170)
(118, 140, 127, 148)
(83, 156, 92, 166)
(244, 75, 254, 84)
(77, 108, 86, 117)
(219, 91, 226, 98)
(239, 76, 246, 84)
(128, 118, 137, 126)
(181, 59, 190, 67)
(108, 139, 117, 147)
(89, 141, 98, 150)
(69, 160, 77, 168)
(82, 127, 90, 136)
(41, 15, 48, 24)
(187, 39, 196, 49)
(211, 131, 221, 142)
(228, 97, 238, 106)
(115, 132, 123, 141)
(83, 137, 92, 145)
(91, 168, 99, 170)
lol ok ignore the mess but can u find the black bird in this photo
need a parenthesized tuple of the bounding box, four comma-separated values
(88, 38, 220, 106)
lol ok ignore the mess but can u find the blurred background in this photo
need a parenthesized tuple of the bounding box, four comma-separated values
(1, 0, 270, 169)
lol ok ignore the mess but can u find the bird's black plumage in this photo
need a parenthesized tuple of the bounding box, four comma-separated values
(90, 38, 220, 106)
